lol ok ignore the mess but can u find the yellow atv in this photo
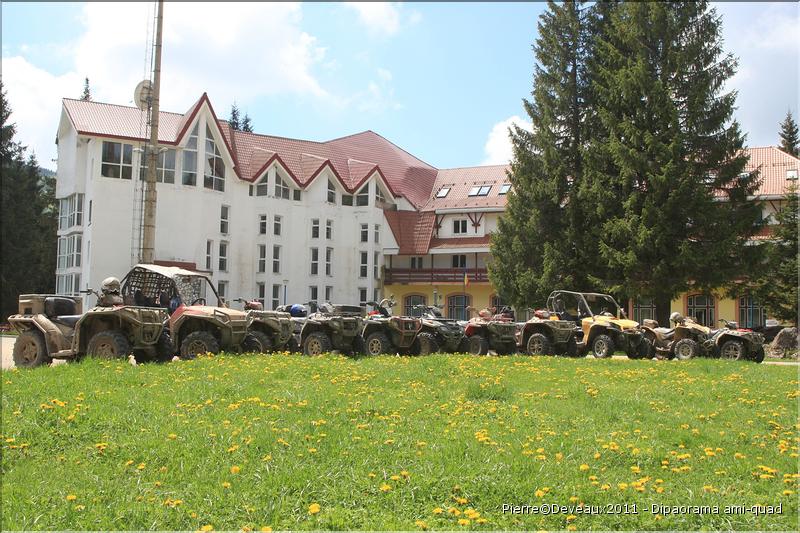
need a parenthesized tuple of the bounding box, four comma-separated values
(546, 290, 650, 359)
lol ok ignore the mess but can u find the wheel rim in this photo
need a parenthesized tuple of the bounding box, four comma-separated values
(677, 343, 693, 359)
(368, 338, 382, 355)
(186, 340, 209, 355)
(19, 339, 37, 364)
(722, 342, 743, 359)
(307, 338, 322, 355)
(528, 337, 544, 355)
(94, 340, 118, 359)
(594, 339, 608, 357)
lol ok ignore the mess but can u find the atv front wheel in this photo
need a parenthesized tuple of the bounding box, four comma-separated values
(526, 333, 551, 356)
(87, 330, 132, 359)
(414, 332, 440, 355)
(468, 334, 489, 355)
(365, 332, 392, 355)
(752, 344, 765, 363)
(673, 338, 699, 361)
(591, 334, 614, 358)
(242, 331, 273, 354)
(13, 330, 51, 368)
(720, 339, 745, 360)
(457, 336, 470, 353)
(180, 331, 220, 357)
(304, 331, 332, 355)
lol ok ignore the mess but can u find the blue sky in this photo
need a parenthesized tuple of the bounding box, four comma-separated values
(2, 2, 797, 170)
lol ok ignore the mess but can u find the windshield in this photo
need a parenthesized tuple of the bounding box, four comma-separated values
(582, 294, 621, 317)
(549, 292, 621, 320)
(173, 274, 217, 306)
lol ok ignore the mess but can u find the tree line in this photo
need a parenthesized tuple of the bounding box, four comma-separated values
(490, 1, 798, 325)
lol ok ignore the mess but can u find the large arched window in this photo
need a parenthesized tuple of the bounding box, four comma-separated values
(738, 295, 766, 328)
(447, 294, 471, 320)
(404, 294, 426, 317)
(687, 294, 715, 327)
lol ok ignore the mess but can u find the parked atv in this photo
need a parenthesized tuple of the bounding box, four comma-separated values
(8, 278, 170, 368)
(640, 312, 710, 360)
(300, 302, 364, 356)
(276, 303, 309, 353)
(361, 298, 423, 355)
(120, 264, 249, 357)
(520, 309, 580, 356)
(547, 290, 650, 358)
(412, 304, 469, 354)
(463, 306, 519, 355)
(710, 319, 766, 363)
(234, 298, 293, 353)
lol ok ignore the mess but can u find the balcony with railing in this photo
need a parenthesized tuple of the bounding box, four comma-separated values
(384, 267, 489, 284)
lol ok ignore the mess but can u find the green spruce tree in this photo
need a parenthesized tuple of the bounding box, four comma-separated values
(81, 77, 92, 101)
(229, 103, 241, 131)
(586, 1, 762, 324)
(779, 110, 799, 157)
(241, 113, 253, 133)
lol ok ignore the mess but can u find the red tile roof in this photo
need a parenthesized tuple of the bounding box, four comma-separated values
(423, 164, 510, 211)
(384, 211, 436, 255)
(744, 146, 799, 197)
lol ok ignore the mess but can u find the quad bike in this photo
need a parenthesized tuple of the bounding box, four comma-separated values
(463, 306, 519, 355)
(547, 290, 650, 359)
(233, 297, 293, 353)
(300, 301, 364, 356)
(361, 298, 423, 355)
(519, 309, 581, 356)
(120, 264, 250, 357)
(8, 278, 170, 368)
(709, 319, 766, 363)
(412, 304, 469, 354)
(640, 312, 711, 360)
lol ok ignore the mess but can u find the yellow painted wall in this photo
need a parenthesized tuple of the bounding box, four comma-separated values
(384, 283, 498, 318)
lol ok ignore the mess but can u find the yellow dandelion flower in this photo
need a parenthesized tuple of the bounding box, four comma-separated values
(569, 496, 578, 502)
(308, 503, 321, 515)
(457, 518, 470, 526)
(618, 483, 628, 490)
(415, 520, 429, 530)
(66, 494, 77, 501)
(555, 452, 563, 461)
(783, 490, 795, 496)
(432, 507, 443, 515)
(227, 445, 239, 453)
(199, 525, 213, 532)
(368, 472, 376, 478)
(230, 465, 241, 474)
(567, 525, 577, 531)
(600, 484, 610, 490)
(455, 497, 468, 505)
(167, 433, 177, 440)
(448, 507, 461, 516)
(260, 527, 273, 532)
(465, 509, 481, 519)
(655, 486, 664, 493)
(566, 514, 577, 522)
(535, 489, 546, 498)
(222, 481, 231, 489)
(380, 483, 392, 492)
(74, 504, 85, 511)
(400, 470, 410, 478)
(137, 463, 146, 470)
(579, 464, 590, 471)
(390, 475, 401, 481)
(594, 452, 601, 459)
(630, 466, 641, 473)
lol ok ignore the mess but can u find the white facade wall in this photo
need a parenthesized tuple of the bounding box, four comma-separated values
(55, 108, 388, 310)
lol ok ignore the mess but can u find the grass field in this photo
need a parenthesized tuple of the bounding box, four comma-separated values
(2, 353, 798, 531)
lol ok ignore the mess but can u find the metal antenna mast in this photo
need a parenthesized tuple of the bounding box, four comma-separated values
(141, 0, 164, 264)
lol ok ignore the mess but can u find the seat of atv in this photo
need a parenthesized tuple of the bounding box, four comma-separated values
(51, 315, 82, 328)
(654, 327, 674, 339)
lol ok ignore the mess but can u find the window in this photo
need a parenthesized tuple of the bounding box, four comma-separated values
(787, 169, 798, 180)
(217, 281, 227, 300)
(257, 282, 265, 307)
(220, 205, 229, 234)
(499, 183, 511, 195)
(360, 224, 368, 242)
(88, 200, 92, 225)
(447, 294, 471, 320)
(325, 247, 333, 276)
(359, 288, 368, 308)
(274, 215, 282, 236)
(272, 284, 281, 310)
(327, 179, 336, 204)
(310, 247, 319, 275)
(57, 234, 82, 270)
(325, 286, 332, 302)
(204, 125, 225, 191)
(251, 175, 269, 197)
(436, 187, 450, 198)
(326, 220, 333, 239)
(453, 220, 468, 234)
(410, 256, 424, 269)
(452, 254, 466, 268)
(687, 294, 715, 327)
(374, 252, 379, 279)
(342, 194, 353, 206)
(182, 124, 198, 186)
(356, 185, 369, 206)
(218, 241, 228, 272)
(258, 244, 267, 273)
(311, 219, 320, 238)
(490, 294, 507, 312)
(73, 234, 82, 267)
(309, 286, 318, 302)
(56, 273, 81, 296)
(405, 295, 426, 317)
(293, 189, 302, 201)
(101, 141, 133, 179)
(468, 186, 481, 196)
(360, 251, 368, 278)
(632, 297, 656, 324)
(58, 194, 84, 230)
(259, 214, 267, 235)
(139, 149, 176, 183)
(272, 245, 281, 274)
(373, 225, 380, 244)
(375, 185, 386, 204)
(478, 185, 491, 196)
(739, 295, 766, 328)
(206, 240, 213, 270)
(275, 174, 290, 199)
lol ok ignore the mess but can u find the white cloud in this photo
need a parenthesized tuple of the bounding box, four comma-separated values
(482, 115, 532, 165)
(344, 2, 420, 37)
(2, 2, 331, 165)
(349, 69, 402, 113)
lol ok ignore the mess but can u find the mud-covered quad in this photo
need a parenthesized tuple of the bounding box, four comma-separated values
(519, 309, 580, 356)
(120, 264, 250, 357)
(300, 302, 364, 355)
(361, 298, 423, 355)
(547, 290, 650, 358)
(463, 307, 518, 355)
(711, 319, 765, 362)
(233, 298, 293, 353)
(412, 304, 469, 354)
(8, 281, 170, 368)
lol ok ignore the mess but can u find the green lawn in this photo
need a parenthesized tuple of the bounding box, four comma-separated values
(2, 354, 797, 531)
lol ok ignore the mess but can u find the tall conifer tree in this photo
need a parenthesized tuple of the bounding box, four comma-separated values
(779, 110, 799, 157)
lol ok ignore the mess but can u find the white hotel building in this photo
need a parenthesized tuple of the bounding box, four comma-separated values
(54, 93, 510, 315)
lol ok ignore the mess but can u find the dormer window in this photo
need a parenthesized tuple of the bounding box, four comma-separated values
(327, 179, 337, 204)
(203, 125, 225, 192)
(275, 174, 290, 199)
(436, 187, 450, 198)
(250, 174, 268, 196)
(787, 169, 798, 180)
(182, 123, 198, 186)
(499, 183, 511, 195)
(356, 185, 369, 206)
(375, 185, 386, 204)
